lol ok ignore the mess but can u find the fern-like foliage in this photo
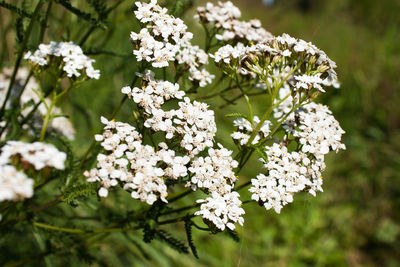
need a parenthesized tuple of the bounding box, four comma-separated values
(142, 223, 156, 243)
(54, 0, 106, 29)
(86, 0, 107, 20)
(15, 16, 24, 43)
(226, 229, 240, 243)
(184, 219, 199, 258)
(0, 1, 33, 18)
(169, 0, 194, 17)
(253, 145, 269, 162)
(155, 229, 189, 254)
(61, 182, 98, 204)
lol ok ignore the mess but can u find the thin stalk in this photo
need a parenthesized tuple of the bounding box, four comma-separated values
(160, 203, 200, 216)
(0, 0, 45, 119)
(2, 198, 61, 225)
(33, 221, 86, 234)
(246, 64, 300, 145)
(159, 214, 196, 225)
(167, 189, 192, 203)
(78, 0, 126, 46)
(33, 221, 141, 234)
(39, 92, 56, 141)
(234, 181, 252, 191)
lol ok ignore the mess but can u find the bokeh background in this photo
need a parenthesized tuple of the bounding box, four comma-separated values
(1, 0, 399, 266)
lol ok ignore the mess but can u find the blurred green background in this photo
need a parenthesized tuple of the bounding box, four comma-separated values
(1, 0, 400, 266)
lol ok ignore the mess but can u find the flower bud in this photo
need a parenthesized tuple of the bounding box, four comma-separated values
(244, 61, 254, 70)
(272, 39, 280, 50)
(317, 64, 330, 73)
(273, 55, 281, 64)
(264, 56, 271, 66)
(248, 53, 259, 64)
(309, 56, 317, 65)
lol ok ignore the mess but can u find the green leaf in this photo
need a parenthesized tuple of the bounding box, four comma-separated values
(184, 219, 199, 258)
(54, 0, 106, 29)
(61, 183, 98, 204)
(253, 145, 269, 162)
(155, 229, 189, 254)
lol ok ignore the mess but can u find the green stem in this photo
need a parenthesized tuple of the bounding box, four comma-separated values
(39, 92, 56, 141)
(2, 198, 61, 225)
(234, 181, 252, 191)
(246, 63, 301, 145)
(33, 221, 86, 234)
(159, 214, 196, 225)
(33, 221, 141, 234)
(0, 0, 44, 119)
(167, 189, 192, 203)
(160, 203, 200, 216)
(39, 82, 73, 141)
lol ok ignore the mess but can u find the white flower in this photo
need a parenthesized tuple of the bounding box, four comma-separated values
(231, 116, 271, 145)
(0, 141, 66, 170)
(216, 33, 339, 93)
(25, 41, 100, 79)
(196, 1, 271, 43)
(211, 43, 249, 64)
(122, 70, 184, 113)
(249, 143, 326, 213)
(294, 74, 324, 92)
(195, 191, 245, 231)
(0, 165, 34, 202)
(188, 144, 238, 194)
(86, 118, 188, 205)
(283, 102, 346, 156)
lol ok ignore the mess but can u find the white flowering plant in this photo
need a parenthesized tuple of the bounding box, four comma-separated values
(0, 0, 345, 264)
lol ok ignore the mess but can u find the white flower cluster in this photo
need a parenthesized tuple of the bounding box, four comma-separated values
(188, 144, 238, 194)
(0, 140, 66, 203)
(294, 74, 324, 92)
(231, 116, 271, 145)
(123, 71, 217, 157)
(249, 143, 326, 213)
(284, 103, 346, 156)
(24, 41, 100, 79)
(0, 68, 76, 140)
(195, 1, 272, 43)
(211, 42, 249, 64)
(213, 33, 339, 89)
(131, 0, 213, 86)
(195, 191, 244, 231)
(249, 102, 345, 213)
(0, 141, 66, 170)
(95, 65, 244, 230)
(121, 70, 184, 113)
(186, 144, 244, 231)
(0, 165, 34, 202)
(85, 117, 190, 204)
